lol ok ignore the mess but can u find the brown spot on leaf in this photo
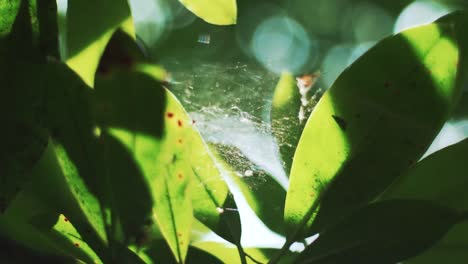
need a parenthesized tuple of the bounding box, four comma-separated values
(75, 243, 80, 247)
(167, 112, 174, 118)
(178, 120, 183, 127)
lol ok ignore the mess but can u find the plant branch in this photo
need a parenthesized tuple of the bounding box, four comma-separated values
(236, 243, 248, 264)
(245, 251, 264, 264)
(268, 196, 323, 264)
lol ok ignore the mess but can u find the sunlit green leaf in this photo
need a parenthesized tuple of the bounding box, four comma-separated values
(145, 240, 224, 264)
(108, 62, 241, 243)
(0, 0, 20, 37)
(95, 63, 246, 262)
(51, 214, 103, 263)
(178, 0, 237, 25)
(296, 200, 461, 264)
(193, 241, 297, 264)
(285, 14, 463, 237)
(66, 0, 134, 86)
(95, 66, 192, 263)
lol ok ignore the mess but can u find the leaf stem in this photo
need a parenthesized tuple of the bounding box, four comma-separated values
(245, 251, 264, 264)
(268, 196, 322, 264)
(236, 243, 248, 264)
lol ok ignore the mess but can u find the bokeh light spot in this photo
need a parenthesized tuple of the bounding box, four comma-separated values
(251, 16, 315, 74)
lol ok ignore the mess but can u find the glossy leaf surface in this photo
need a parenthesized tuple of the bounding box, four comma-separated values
(285, 15, 463, 237)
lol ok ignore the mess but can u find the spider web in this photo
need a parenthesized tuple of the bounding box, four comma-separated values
(163, 59, 289, 188)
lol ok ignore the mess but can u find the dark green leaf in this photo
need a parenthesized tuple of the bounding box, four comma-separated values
(0, 62, 48, 213)
(381, 137, 468, 210)
(0, 145, 102, 263)
(380, 136, 468, 264)
(404, 222, 468, 264)
(296, 200, 460, 264)
(66, 0, 134, 86)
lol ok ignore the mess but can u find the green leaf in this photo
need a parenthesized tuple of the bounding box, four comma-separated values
(0, 65, 48, 214)
(0, 148, 102, 263)
(43, 63, 109, 250)
(190, 141, 243, 246)
(271, 72, 321, 174)
(404, 222, 468, 264)
(379, 138, 468, 264)
(381, 137, 468, 210)
(66, 0, 134, 86)
(285, 14, 463, 237)
(51, 214, 103, 263)
(95, 65, 192, 263)
(145, 240, 224, 264)
(0, 10, 47, 210)
(2, 0, 40, 61)
(193, 241, 297, 264)
(95, 63, 246, 261)
(296, 200, 461, 264)
(212, 143, 287, 235)
(178, 0, 237, 25)
(0, 0, 20, 37)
